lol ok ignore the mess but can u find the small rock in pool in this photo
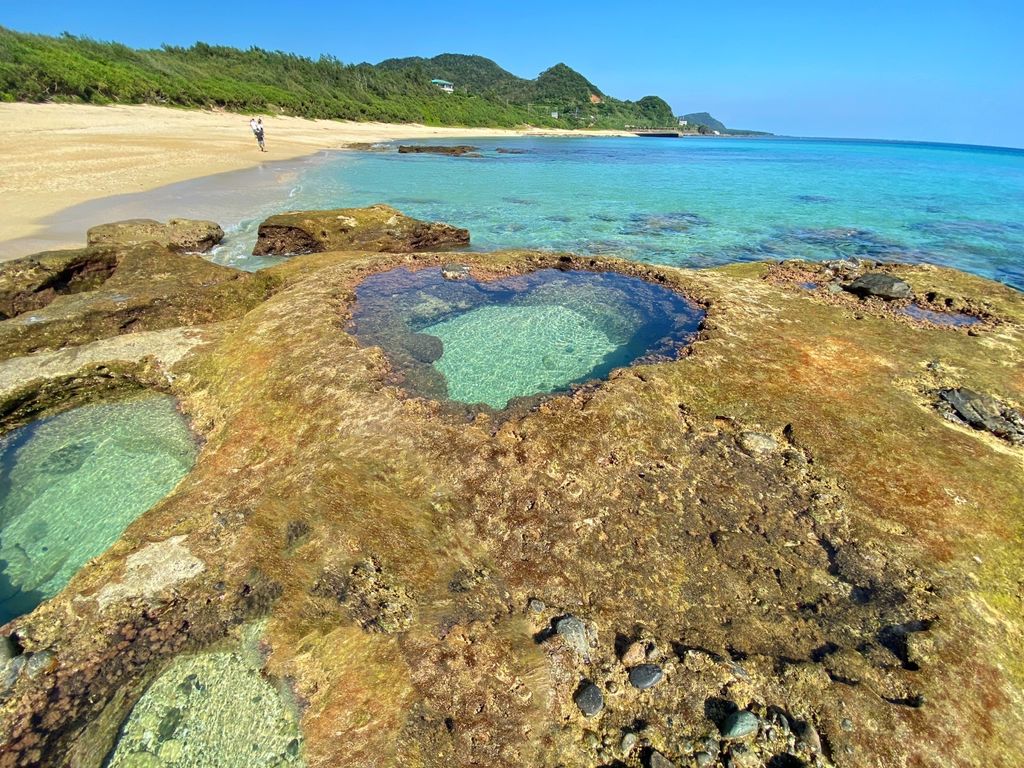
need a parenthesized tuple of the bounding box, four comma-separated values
(627, 663, 664, 690)
(649, 750, 676, 768)
(573, 679, 604, 717)
(527, 598, 545, 613)
(843, 273, 913, 300)
(695, 752, 715, 768)
(441, 264, 470, 281)
(720, 709, 760, 740)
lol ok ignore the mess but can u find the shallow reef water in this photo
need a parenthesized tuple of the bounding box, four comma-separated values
(106, 624, 304, 767)
(352, 267, 704, 409)
(0, 394, 197, 624)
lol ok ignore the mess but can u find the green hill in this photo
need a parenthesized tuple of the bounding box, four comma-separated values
(682, 111, 771, 136)
(0, 27, 675, 130)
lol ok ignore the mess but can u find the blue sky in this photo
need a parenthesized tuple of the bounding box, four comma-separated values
(3, 0, 1022, 147)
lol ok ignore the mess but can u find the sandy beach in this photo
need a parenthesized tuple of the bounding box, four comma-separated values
(0, 103, 627, 257)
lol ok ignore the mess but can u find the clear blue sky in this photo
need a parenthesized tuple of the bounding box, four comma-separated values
(3, 0, 1023, 147)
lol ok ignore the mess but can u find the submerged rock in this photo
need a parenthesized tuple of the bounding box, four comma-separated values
(86, 218, 224, 253)
(397, 145, 479, 156)
(844, 272, 913, 300)
(252, 204, 470, 256)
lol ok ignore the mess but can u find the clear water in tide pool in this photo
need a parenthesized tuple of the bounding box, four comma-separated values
(351, 267, 704, 409)
(197, 137, 1024, 292)
(0, 394, 197, 624)
(106, 623, 304, 768)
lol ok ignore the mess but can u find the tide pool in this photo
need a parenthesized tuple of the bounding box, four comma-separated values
(0, 394, 197, 624)
(203, 137, 1024, 291)
(352, 267, 704, 409)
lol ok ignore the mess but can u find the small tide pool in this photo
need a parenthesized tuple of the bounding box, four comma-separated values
(903, 304, 982, 327)
(0, 394, 197, 625)
(352, 267, 704, 410)
(106, 625, 304, 768)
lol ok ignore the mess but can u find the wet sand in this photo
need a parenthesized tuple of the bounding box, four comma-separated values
(0, 103, 627, 259)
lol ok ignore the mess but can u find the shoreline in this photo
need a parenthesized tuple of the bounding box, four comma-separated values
(0, 102, 630, 259)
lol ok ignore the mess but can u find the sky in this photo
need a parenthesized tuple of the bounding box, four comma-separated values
(3, 0, 1023, 147)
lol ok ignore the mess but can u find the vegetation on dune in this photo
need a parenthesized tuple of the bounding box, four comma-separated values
(0, 27, 676, 129)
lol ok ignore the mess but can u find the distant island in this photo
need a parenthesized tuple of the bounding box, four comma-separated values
(0, 27, 768, 134)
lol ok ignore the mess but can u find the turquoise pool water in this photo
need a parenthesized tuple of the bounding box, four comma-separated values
(352, 267, 704, 409)
(208, 137, 1024, 292)
(106, 624, 304, 768)
(0, 395, 197, 624)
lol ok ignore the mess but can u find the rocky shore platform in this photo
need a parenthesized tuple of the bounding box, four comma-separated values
(0, 208, 1021, 768)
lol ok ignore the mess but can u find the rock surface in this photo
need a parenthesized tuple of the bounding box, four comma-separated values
(0, 244, 1022, 768)
(252, 204, 470, 256)
(86, 218, 224, 253)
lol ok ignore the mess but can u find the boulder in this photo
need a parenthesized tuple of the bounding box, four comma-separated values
(252, 205, 470, 257)
(397, 145, 479, 156)
(938, 388, 1024, 444)
(843, 272, 913, 300)
(0, 243, 274, 361)
(86, 218, 224, 253)
(0, 247, 120, 320)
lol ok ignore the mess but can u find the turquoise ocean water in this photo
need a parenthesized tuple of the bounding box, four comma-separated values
(208, 137, 1024, 290)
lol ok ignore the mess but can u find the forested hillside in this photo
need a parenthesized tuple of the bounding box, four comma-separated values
(0, 27, 675, 129)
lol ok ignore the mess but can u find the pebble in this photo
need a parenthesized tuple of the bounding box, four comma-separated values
(720, 710, 760, 741)
(695, 752, 715, 767)
(841, 717, 854, 732)
(621, 640, 648, 667)
(649, 750, 675, 768)
(620, 731, 638, 754)
(797, 721, 821, 753)
(605, 680, 619, 694)
(573, 680, 604, 717)
(555, 616, 590, 658)
(527, 598, 545, 613)
(627, 663, 664, 690)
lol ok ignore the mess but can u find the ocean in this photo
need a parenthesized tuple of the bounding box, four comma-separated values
(29, 136, 1024, 289)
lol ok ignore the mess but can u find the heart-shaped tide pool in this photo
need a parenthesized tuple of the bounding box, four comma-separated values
(352, 267, 704, 410)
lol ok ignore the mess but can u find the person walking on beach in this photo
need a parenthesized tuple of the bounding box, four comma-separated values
(250, 117, 266, 152)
